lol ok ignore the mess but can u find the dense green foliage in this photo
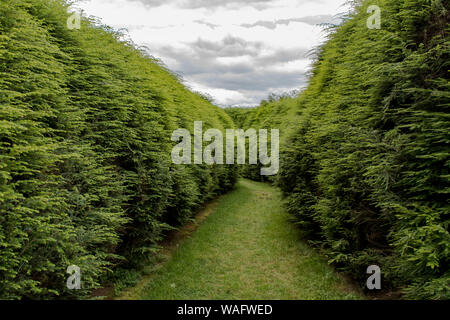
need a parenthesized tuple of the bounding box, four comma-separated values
(233, 0, 449, 299)
(225, 96, 300, 181)
(1, 0, 447, 301)
(0, 0, 237, 299)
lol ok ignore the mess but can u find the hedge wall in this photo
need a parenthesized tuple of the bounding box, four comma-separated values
(0, 0, 237, 299)
(234, 0, 449, 299)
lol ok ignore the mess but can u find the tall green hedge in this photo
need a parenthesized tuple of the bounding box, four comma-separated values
(0, 0, 237, 299)
(235, 0, 449, 299)
(225, 96, 300, 181)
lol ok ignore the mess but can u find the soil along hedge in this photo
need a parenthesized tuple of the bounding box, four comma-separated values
(235, 0, 449, 299)
(0, 0, 237, 299)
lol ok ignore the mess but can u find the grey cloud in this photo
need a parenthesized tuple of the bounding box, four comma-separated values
(83, 0, 345, 105)
(193, 20, 220, 29)
(154, 44, 254, 74)
(179, 0, 273, 10)
(192, 70, 305, 92)
(129, 0, 329, 11)
(128, 0, 166, 8)
(190, 36, 264, 58)
(241, 20, 277, 29)
(240, 15, 342, 29)
(129, 0, 274, 10)
(146, 37, 309, 105)
(255, 48, 309, 65)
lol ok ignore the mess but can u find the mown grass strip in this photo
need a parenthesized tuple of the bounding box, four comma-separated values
(120, 179, 363, 300)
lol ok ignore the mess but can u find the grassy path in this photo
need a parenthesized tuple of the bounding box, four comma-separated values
(120, 179, 363, 300)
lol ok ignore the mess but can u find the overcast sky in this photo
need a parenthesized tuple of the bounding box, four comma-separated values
(75, 0, 349, 106)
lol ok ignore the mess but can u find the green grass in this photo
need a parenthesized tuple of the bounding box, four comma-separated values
(122, 179, 364, 300)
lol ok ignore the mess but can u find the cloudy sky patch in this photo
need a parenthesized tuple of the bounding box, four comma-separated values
(77, 0, 349, 106)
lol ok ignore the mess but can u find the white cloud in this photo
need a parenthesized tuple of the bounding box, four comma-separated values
(76, 0, 349, 106)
